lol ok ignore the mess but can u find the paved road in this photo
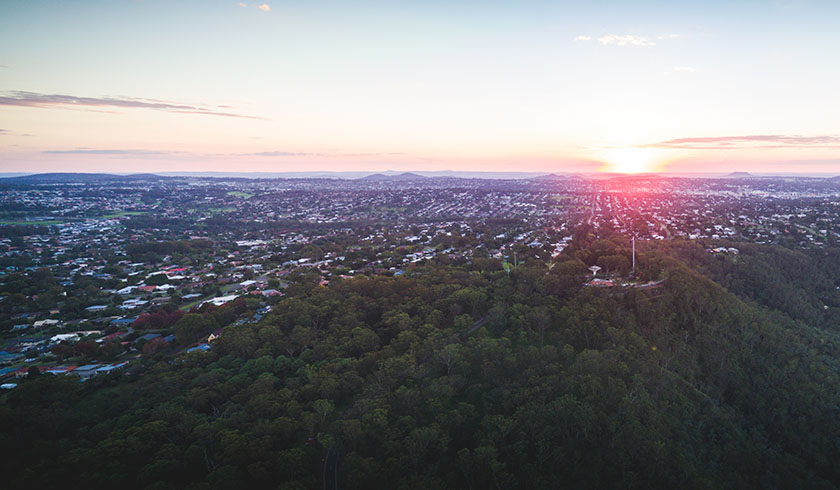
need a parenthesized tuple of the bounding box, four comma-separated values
(323, 447, 338, 490)
(457, 315, 488, 341)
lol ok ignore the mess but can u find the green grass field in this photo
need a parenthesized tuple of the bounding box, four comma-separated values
(0, 219, 66, 226)
(101, 211, 147, 218)
(179, 297, 208, 311)
(227, 191, 254, 198)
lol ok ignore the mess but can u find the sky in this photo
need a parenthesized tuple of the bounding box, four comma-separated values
(1, 0, 839, 175)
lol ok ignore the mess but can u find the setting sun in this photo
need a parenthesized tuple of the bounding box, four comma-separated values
(602, 147, 662, 173)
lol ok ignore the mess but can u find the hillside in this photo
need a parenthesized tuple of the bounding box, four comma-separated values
(2, 240, 840, 489)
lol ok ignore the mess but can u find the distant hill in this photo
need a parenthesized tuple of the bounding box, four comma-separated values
(1, 173, 166, 183)
(723, 171, 753, 178)
(531, 173, 566, 181)
(359, 172, 428, 181)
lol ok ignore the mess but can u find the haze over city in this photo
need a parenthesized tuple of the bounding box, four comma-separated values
(2, 0, 839, 175)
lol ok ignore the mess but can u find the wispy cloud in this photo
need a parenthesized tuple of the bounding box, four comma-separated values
(237, 2, 270, 12)
(645, 135, 840, 150)
(598, 34, 656, 47)
(245, 150, 407, 158)
(0, 129, 32, 137)
(672, 66, 696, 73)
(763, 158, 840, 168)
(43, 148, 170, 156)
(575, 33, 680, 47)
(252, 151, 312, 157)
(0, 91, 264, 119)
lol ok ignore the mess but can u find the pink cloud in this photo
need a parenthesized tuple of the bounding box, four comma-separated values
(645, 134, 840, 150)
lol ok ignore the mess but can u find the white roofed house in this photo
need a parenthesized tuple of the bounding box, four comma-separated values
(33, 319, 60, 329)
(51, 333, 80, 343)
(121, 299, 149, 310)
(202, 294, 239, 307)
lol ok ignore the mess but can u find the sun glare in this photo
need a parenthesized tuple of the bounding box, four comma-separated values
(602, 147, 661, 174)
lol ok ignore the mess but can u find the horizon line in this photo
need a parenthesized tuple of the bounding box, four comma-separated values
(1, 170, 839, 180)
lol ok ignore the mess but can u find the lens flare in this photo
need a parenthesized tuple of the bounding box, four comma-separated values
(602, 147, 662, 173)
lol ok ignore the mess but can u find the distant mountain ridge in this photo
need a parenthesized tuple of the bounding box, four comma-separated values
(359, 172, 428, 181)
(1, 172, 167, 183)
(3, 171, 837, 183)
(531, 173, 567, 181)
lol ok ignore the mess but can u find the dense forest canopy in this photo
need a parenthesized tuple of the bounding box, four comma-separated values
(2, 238, 840, 489)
